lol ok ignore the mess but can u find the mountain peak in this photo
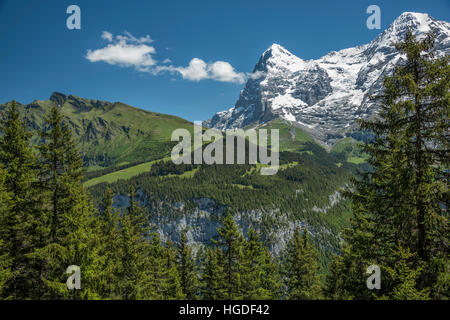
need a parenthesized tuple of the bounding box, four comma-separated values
(50, 92, 67, 106)
(263, 43, 293, 57)
(365, 12, 450, 53)
(267, 43, 285, 51)
(392, 11, 433, 29)
(397, 11, 430, 21)
(255, 43, 305, 73)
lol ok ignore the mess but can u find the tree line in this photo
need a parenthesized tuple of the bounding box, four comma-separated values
(0, 102, 322, 299)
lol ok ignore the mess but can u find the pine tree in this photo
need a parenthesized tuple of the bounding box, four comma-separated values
(30, 105, 102, 299)
(323, 251, 353, 300)
(323, 212, 377, 300)
(260, 247, 282, 299)
(241, 227, 280, 299)
(96, 188, 121, 299)
(215, 214, 245, 299)
(177, 230, 198, 299)
(283, 227, 322, 300)
(162, 239, 185, 299)
(201, 247, 226, 300)
(379, 245, 430, 300)
(0, 166, 13, 298)
(145, 230, 168, 300)
(0, 101, 43, 299)
(327, 31, 449, 299)
(115, 185, 154, 299)
(0, 239, 12, 298)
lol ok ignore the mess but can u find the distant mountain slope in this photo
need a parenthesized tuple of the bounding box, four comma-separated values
(83, 118, 332, 187)
(87, 137, 360, 263)
(205, 12, 450, 145)
(0, 93, 360, 263)
(83, 117, 360, 262)
(0, 92, 193, 169)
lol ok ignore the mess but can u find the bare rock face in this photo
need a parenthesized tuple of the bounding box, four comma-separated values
(205, 12, 450, 145)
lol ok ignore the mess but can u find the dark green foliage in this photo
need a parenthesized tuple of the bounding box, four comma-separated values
(200, 216, 281, 300)
(0, 166, 13, 297)
(29, 105, 102, 299)
(326, 31, 449, 300)
(200, 247, 226, 300)
(0, 97, 328, 301)
(177, 230, 199, 299)
(162, 240, 185, 299)
(96, 188, 122, 298)
(215, 214, 245, 299)
(87, 144, 357, 265)
(0, 101, 43, 299)
(104, 185, 185, 300)
(241, 227, 281, 299)
(283, 227, 322, 300)
(379, 246, 430, 300)
(114, 185, 154, 299)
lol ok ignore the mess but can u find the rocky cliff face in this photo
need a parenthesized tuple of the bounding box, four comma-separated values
(205, 12, 450, 145)
(112, 191, 343, 256)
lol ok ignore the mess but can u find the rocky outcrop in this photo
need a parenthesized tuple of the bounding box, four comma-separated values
(205, 13, 450, 145)
(111, 190, 339, 256)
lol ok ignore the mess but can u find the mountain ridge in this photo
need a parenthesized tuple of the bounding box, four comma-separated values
(0, 93, 193, 169)
(205, 12, 450, 145)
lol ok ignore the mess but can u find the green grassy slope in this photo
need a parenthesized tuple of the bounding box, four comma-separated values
(330, 137, 367, 164)
(83, 118, 324, 187)
(84, 157, 171, 187)
(0, 92, 193, 169)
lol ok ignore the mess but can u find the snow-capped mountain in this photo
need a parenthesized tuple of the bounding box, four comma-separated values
(205, 12, 450, 144)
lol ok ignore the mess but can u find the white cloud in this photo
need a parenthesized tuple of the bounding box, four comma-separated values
(208, 61, 246, 84)
(87, 32, 245, 84)
(175, 58, 209, 81)
(248, 70, 266, 80)
(86, 31, 156, 71)
(101, 31, 113, 42)
(156, 58, 245, 84)
(116, 31, 153, 44)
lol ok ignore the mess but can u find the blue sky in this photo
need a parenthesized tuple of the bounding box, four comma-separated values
(0, 0, 449, 121)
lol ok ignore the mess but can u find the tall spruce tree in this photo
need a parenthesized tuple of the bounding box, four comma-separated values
(0, 101, 43, 299)
(177, 230, 198, 299)
(115, 185, 154, 299)
(163, 239, 185, 299)
(241, 227, 280, 299)
(0, 166, 13, 298)
(283, 227, 322, 300)
(215, 214, 245, 299)
(201, 247, 226, 300)
(326, 31, 449, 299)
(30, 105, 103, 299)
(145, 230, 168, 299)
(97, 188, 121, 299)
